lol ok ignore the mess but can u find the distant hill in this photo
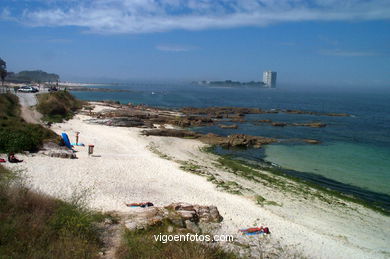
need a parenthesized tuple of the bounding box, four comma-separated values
(7, 70, 60, 83)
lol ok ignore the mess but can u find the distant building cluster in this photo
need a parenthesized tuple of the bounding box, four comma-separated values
(263, 71, 277, 88)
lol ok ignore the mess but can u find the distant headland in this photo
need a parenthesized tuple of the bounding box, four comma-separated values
(194, 70, 277, 88)
(193, 80, 266, 88)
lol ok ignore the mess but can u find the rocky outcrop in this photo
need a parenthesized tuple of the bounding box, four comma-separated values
(108, 117, 145, 127)
(180, 107, 263, 116)
(284, 109, 349, 117)
(218, 124, 238, 129)
(271, 122, 287, 127)
(141, 129, 201, 138)
(291, 122, 327, 128)
(169, 116, 214, 127)
(201, 133, 277, 149)
(254, 120, 327, 128)
(124, 203, 223, 233)
(304, 139, 321, 144)
(39, 142, 76, 159)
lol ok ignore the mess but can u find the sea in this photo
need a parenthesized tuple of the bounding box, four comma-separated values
(71, 83, 390, 211)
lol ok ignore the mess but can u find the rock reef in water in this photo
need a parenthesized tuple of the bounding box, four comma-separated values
(218, 124, 238, 129)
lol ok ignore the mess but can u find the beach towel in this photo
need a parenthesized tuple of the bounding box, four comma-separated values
(71, 143, 85, 146)
(240, 227, 270, 235)
(126, 202, 154, 208)
(61, 133, 73, 149)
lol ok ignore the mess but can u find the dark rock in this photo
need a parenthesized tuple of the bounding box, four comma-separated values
(141, 129, 200, 138)
(185, 220, 201, 233)
(291, 122, 327, 128)
(304, 139, 321, 144)
(218, 124, 238, 129)
(272, 122, 287, 127)
(40, 142, 76, 159)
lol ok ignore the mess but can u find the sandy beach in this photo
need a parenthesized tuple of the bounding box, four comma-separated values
(5, 103, 390, 259)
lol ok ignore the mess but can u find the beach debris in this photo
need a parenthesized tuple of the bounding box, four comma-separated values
(240, 226, 270, 235)
(126, 202, 154, 208)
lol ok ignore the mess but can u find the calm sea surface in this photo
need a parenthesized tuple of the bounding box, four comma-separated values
(72, 84, 390, 210)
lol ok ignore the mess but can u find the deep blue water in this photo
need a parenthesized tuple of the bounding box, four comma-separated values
(72, 84, 390, 210)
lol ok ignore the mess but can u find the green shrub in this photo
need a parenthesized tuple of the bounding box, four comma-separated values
(0, 165, 104, 259)
(0, 93, 19, 118)
(49, 201, 102, 244)
(37, 91, 83, 122)
(0, 93, 58, 153)
(116, 220, 237, 259)
(0, 121, 57, 153)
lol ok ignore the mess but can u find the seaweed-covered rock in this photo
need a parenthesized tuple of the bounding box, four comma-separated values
(141, 129, 200, 138)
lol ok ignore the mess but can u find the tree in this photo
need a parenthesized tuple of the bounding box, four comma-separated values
(0, 58, 7, 87)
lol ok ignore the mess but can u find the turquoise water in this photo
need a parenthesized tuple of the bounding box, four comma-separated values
(72, 84, 390, 210)
(265, 143, 390, 195)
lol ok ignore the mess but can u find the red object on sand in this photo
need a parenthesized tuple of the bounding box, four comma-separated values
(240, 226, 270, 234)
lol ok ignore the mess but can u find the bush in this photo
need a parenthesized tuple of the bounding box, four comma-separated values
(0, 93, 58, 153)
(37, 91, 83, 123)
(0, 121, 57, 153)
(116, 220, 237, 259)
(0, 165, 105, 258)
(0, 93, 19, 118)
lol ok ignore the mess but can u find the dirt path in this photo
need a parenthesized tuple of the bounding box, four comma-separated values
(16, 93, 42, 124)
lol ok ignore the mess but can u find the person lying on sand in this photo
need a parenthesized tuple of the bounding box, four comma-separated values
(8, 152, 23, 163)
(125, 202, 154, 208)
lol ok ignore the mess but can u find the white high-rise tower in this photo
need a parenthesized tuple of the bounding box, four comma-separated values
(263, 71, 277, 88)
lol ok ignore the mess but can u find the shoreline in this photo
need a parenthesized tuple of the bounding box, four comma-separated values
(213, 146, 390, 214)
(4, 102, 390, 258)
(80, 100, 390, 212)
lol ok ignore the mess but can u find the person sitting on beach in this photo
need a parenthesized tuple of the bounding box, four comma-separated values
(8, 152, 23, 163)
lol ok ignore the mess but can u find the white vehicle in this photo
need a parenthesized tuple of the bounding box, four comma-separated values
(17, 86, 39, 93)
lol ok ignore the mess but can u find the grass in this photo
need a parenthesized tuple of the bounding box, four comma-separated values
(116, 219, 237, 259)
(37, 90, 83, 123)
(255, 195, 281, 207)
(0, 93, 58, 153)
(0, 164, 110, 258)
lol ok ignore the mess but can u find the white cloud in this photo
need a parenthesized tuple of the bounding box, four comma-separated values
(2, 0, 390, 34)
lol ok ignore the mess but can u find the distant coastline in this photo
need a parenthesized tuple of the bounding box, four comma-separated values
(193, 80, 267, 88)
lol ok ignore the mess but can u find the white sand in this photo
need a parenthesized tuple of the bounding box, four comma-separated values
(5, 105, 390, 258)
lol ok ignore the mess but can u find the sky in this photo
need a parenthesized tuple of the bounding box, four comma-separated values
(0, 0, 390, 88)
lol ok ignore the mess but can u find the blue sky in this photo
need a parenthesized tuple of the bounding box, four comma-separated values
(0, 0, 389, 87)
